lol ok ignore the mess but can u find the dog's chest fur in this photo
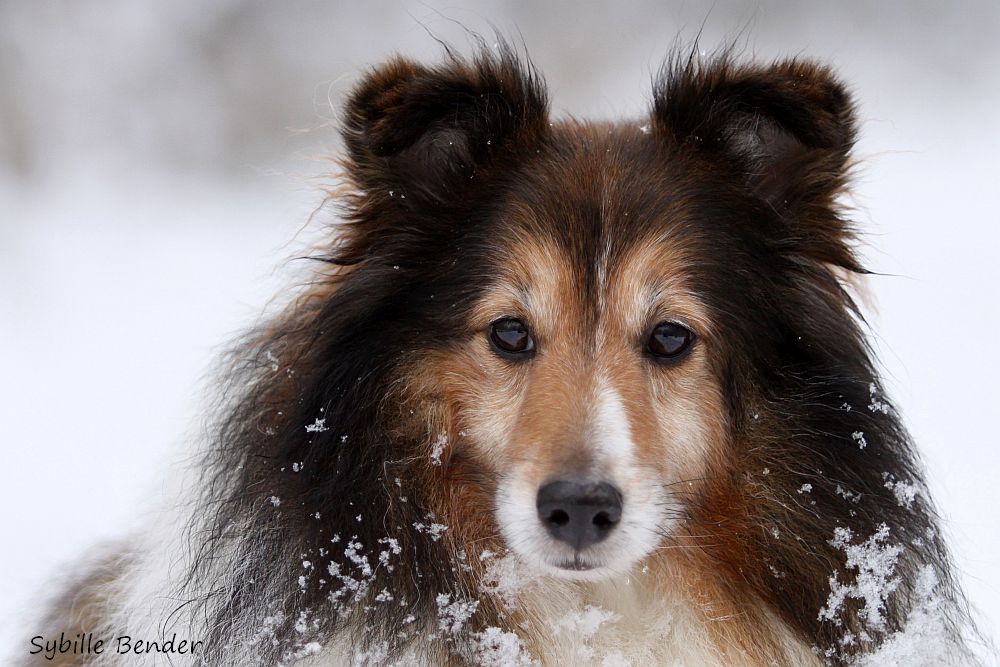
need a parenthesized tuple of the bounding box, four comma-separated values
(309, 575, 819, 666)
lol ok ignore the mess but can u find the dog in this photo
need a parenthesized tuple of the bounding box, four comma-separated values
(33, 44, 979, 666)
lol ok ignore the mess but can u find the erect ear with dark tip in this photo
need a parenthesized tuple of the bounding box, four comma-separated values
(652, 57, 859, 265)
(341, 48, 548, 207)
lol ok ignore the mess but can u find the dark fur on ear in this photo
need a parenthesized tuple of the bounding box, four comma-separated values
(341, 43, 548, 209)
(652, 51, 860, 271)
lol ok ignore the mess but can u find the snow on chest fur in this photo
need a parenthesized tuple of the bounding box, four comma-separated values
(306, 555, 817, 667)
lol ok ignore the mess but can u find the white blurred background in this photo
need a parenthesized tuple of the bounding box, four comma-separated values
(1, 0, 997, 660)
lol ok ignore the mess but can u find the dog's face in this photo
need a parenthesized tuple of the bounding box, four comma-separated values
(419, 135, 727, 578)
(471, 239, 724, 577)
(341, 49, 857, 582)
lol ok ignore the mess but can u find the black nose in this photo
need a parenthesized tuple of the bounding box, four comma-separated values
(536, 479, 623, 550)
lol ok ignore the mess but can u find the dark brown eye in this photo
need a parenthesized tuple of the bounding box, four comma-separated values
(488, 318, 535, 358)
(646, 322, 694, 360)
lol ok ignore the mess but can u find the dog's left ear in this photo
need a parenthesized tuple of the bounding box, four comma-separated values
(341, 47, 548, 208)
(652, 56, 858, 266)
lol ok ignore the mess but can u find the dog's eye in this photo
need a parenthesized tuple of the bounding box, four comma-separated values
(646, 322, 694, 360)
(488, 318, 535, 358)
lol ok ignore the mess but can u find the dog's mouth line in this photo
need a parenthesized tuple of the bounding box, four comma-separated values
(553, 553, 605, 571)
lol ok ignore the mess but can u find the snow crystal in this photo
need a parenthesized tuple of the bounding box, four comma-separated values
(455, 548, 474, 573)
(552, 604, 620, 658)
(799, 483, 813, 494)
(868, 398, 889, 414)
(836, 485, 863, 503)
(377, 537, 401, 571)
(852, 431, 868, 449)
(868, 383, 890, 414)
(819, 523, 903, 632)
(479, 553, 541, 608)
(854, 566, 956, 666)
(265, 350, 280, 371)
(436, 593, 480, 634)
(378, 537, 401, 555)
(296, 642, 323, 658)
(248, 613, 285, 649)
(306, 417, 329, 433)
(351, 642, 390, 665)
(269, 496, 281, 507)
(600, 651, 631, 667)
(413, 521, 448, 541)
(294, 610, 309, 634)
(464, 627, 535, 667)
(429, 433, 448, 466)
(883, 473, 919, 509)
(553, 604, 619, 636)
(344, 540, 373, 577)
(327, 540, 372, 611)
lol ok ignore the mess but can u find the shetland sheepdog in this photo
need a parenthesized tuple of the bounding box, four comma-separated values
(33, 44, 980, 666)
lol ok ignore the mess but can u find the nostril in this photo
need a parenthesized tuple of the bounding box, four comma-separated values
(536, 479, 624, 550)
(547, 509, 570, 527)
(592, 510, 618, 530)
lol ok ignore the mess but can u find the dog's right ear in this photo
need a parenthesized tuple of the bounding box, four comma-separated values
(651, 54, 860, 271)
(341, 47, 548, 208)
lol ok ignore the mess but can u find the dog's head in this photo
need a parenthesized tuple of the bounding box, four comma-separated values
(200, 47, 965, 665)
(337, 47, 858, 580)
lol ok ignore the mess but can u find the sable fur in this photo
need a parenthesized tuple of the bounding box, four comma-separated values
(31, 43, 980, 666)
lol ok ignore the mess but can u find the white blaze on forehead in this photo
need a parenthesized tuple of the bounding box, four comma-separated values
(592, 379, 634, 465)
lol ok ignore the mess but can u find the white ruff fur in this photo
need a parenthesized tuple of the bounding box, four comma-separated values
(304, 560, 820, 666)
(510, 571, 820, 667)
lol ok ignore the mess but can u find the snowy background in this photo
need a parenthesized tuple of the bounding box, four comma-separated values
(1, 0, 997, 660)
